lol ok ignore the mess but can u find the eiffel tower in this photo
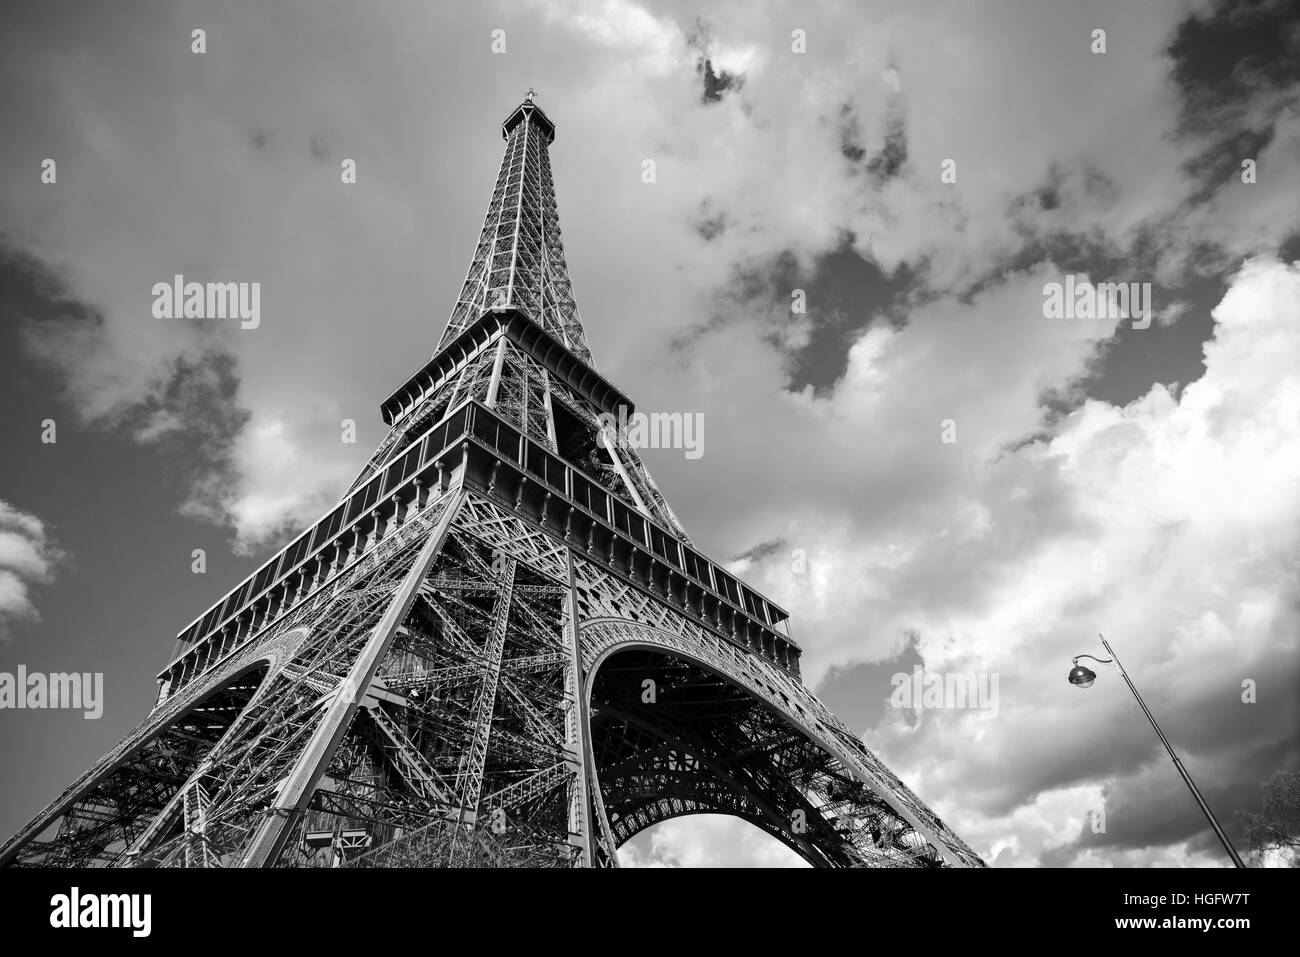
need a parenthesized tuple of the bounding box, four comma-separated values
(1, 93, 983, 869)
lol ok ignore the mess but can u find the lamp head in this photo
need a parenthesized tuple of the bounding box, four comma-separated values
(1068, 664, 1097, 688)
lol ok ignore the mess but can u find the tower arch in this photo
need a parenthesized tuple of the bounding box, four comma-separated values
(583, 622, 957, 867)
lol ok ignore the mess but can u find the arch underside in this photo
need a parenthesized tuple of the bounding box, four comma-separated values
(588, 647, 943, 868)
(4, 666, 270, 867)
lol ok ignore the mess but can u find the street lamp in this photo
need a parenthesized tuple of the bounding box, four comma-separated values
(1067, 658, 1102, 688)
(1067, 633, 1245, 869)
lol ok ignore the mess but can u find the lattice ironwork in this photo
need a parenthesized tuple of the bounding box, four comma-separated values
(0, 95, 984, 870)
(439, 98, 592, 366)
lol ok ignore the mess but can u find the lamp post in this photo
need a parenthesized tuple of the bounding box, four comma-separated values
(1068, 633, 1245, 868)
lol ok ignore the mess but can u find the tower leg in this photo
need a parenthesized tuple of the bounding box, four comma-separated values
(563, 549, 595, 865)
(239, 491, 465, 867)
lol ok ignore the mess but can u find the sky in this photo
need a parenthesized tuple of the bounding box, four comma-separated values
(1, 0, 1298, 868)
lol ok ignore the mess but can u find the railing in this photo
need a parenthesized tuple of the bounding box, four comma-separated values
(170, 405, 474, 650)
(459, 405, 800, 674)
(159, 398, 799, 702)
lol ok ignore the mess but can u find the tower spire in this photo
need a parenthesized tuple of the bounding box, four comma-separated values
(437, 91, 591, 366)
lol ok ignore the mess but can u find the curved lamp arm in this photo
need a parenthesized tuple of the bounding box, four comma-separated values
(1071, 653, 1114, 666)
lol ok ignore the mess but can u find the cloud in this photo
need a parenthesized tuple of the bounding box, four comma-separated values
(512, 2, 1299, 864)
(7, 0, 1293, 558)
(532, 0, 686, 75)
(1, 1, 509, 552)
(730, 258, 1300, 865)
(185, 412, 360, 551)
(0, 500, 66, 641)
(2, 0, 1297, 866)
(619, 814, 808, 867)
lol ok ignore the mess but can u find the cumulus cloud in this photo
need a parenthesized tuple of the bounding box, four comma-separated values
(1, 1, 509, 551)
(723, 258, 1300, 865)
(2, 0, 1297, 865)
(9, 0, 1289, 552)
(520, 1, 1299, 865)
(184, 412, 361, 551)
(0, 500, 66, 640)
(620, 813, 808, 867)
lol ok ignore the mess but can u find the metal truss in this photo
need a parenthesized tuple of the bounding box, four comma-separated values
(438, 96, 593, 366)
(572, 556, 984, 868)
(0, 94, 984, 869)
